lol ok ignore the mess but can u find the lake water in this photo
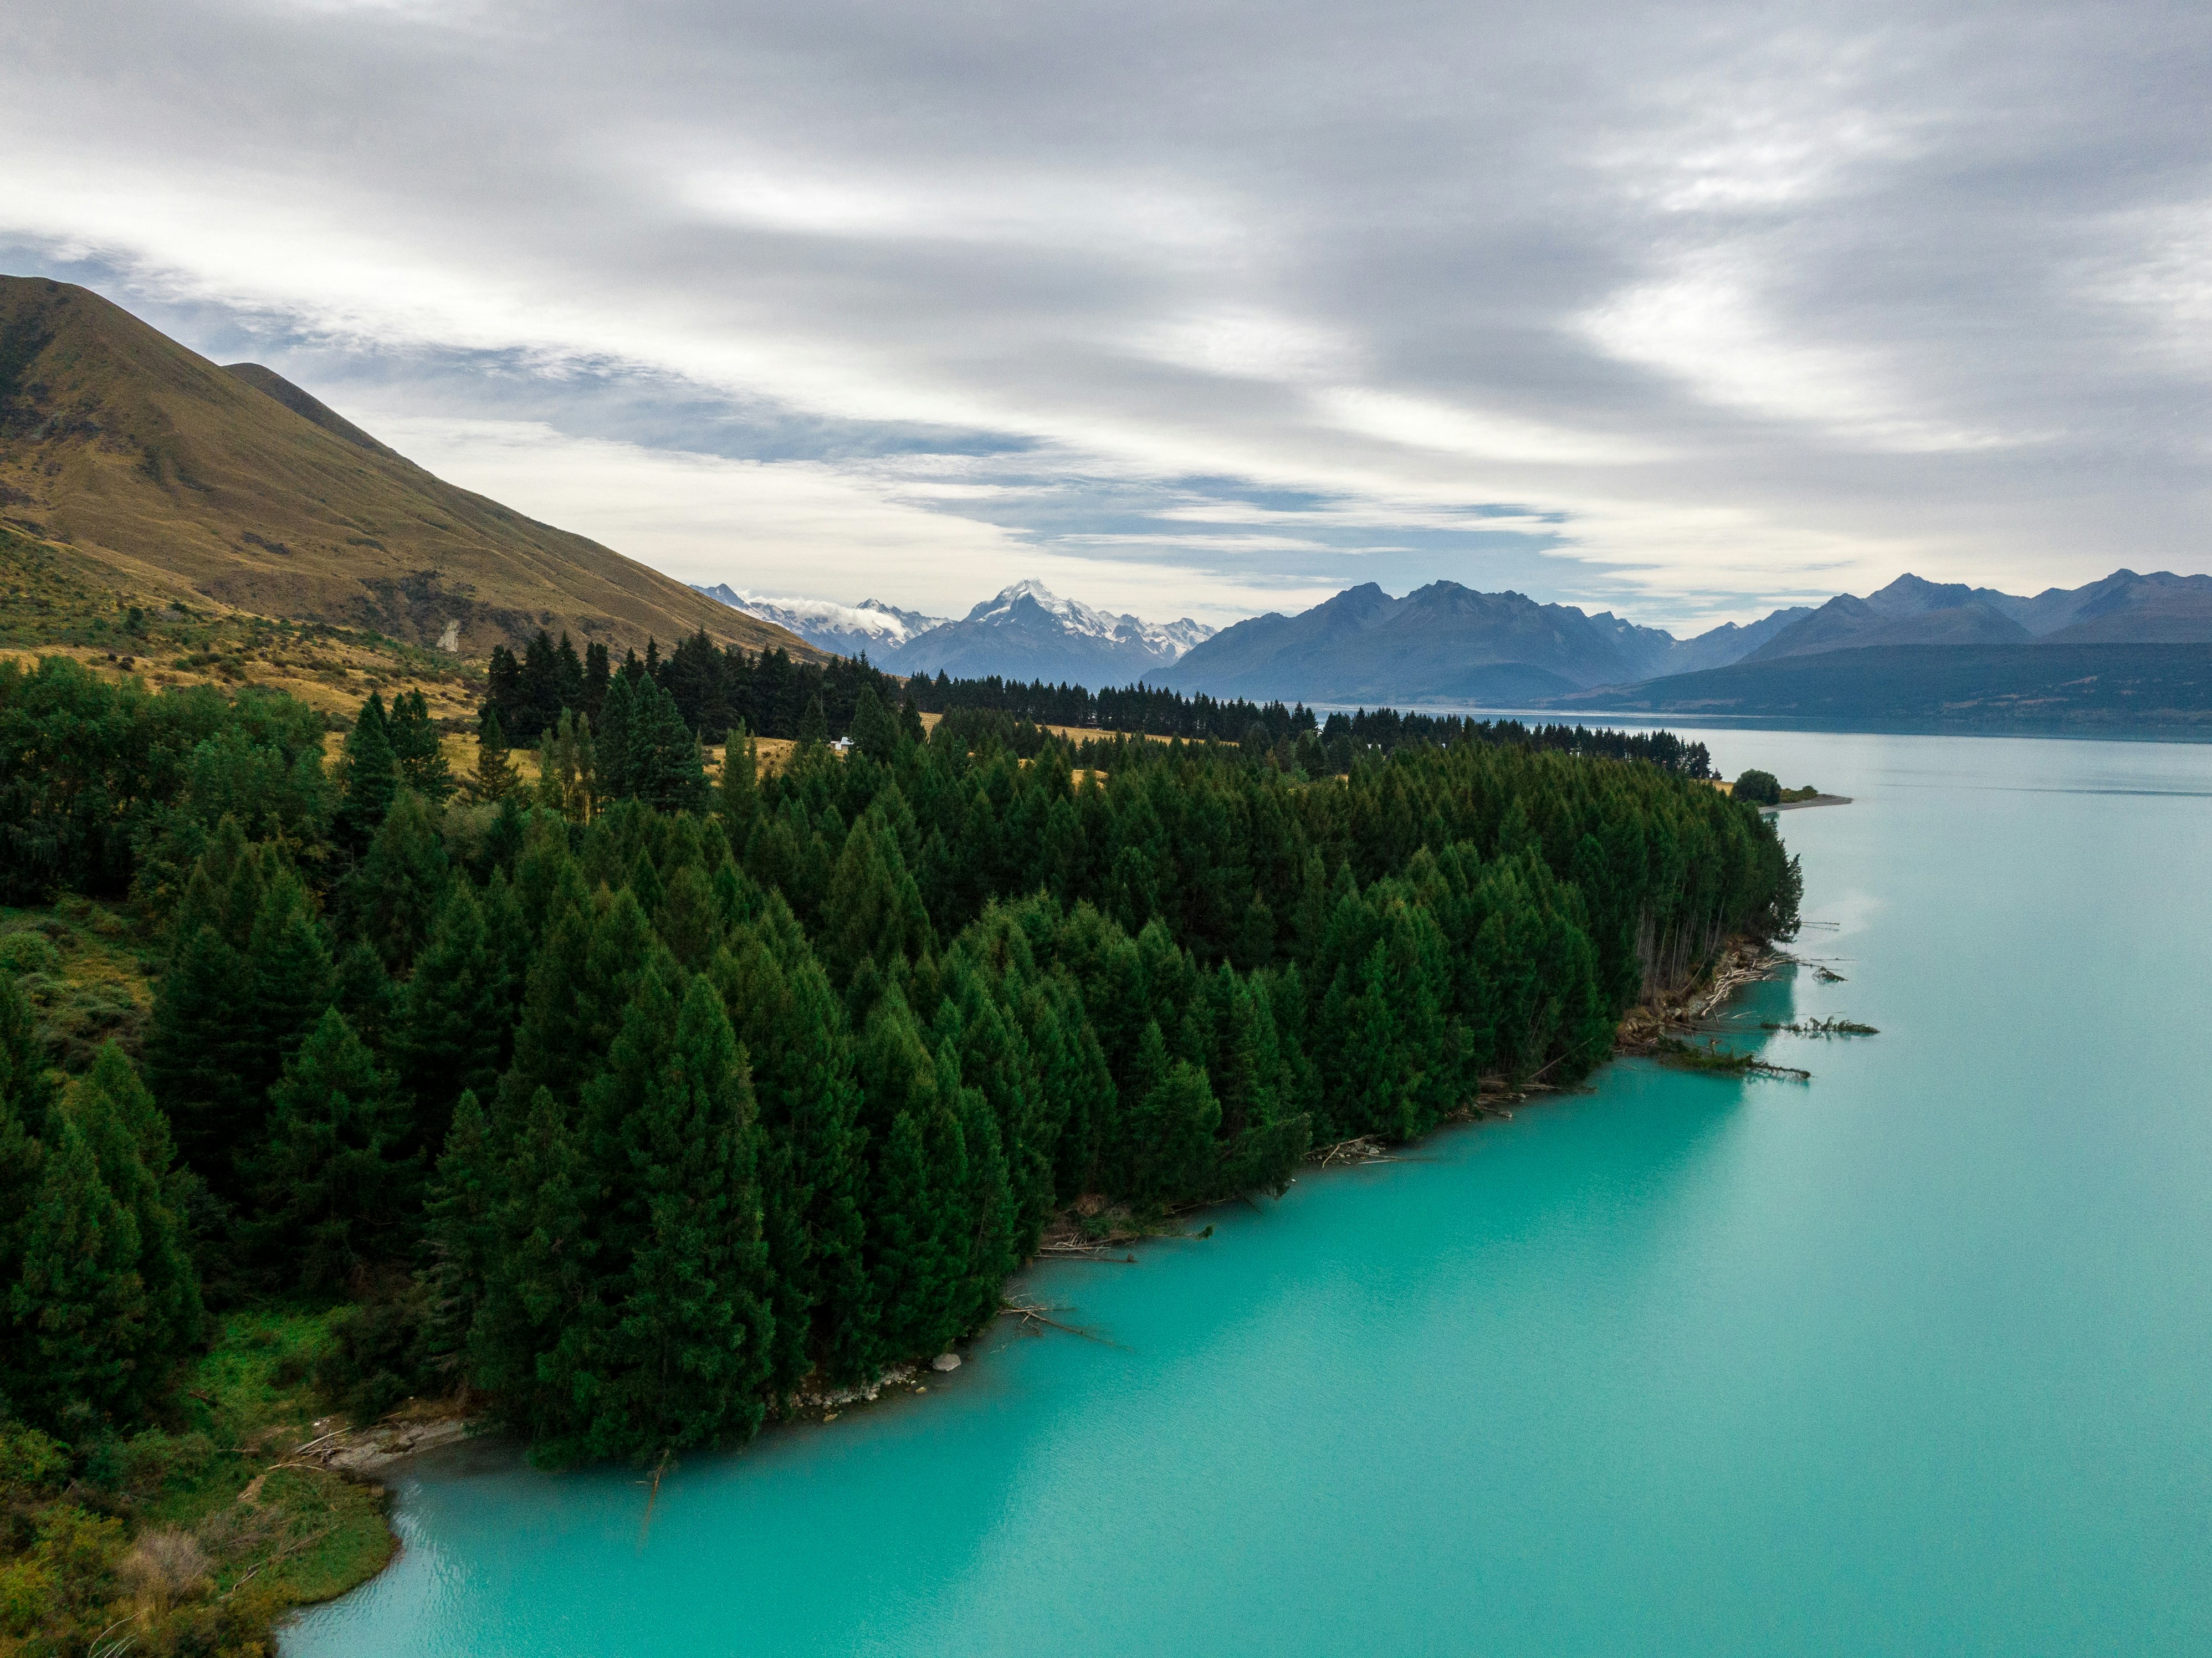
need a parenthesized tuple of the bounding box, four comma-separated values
(289, 730, 2212, 1657)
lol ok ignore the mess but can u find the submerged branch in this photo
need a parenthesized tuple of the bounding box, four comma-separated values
(1652, 1036, 1810, 1080)
(999, 1301, 1128, 1349)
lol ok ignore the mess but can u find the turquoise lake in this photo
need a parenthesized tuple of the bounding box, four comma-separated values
(289, 730, 2212, 1656)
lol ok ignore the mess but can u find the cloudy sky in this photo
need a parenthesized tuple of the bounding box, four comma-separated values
(4, 0, 2208, 632)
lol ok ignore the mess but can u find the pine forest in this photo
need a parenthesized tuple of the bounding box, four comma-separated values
(0, 640, 1796, 1642)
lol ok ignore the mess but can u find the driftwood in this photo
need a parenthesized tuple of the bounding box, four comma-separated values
(999, 1301, 1127, 1349)
(1762, 1016, 1877, 1036)
(1310, 1137, 1397, 1168)
(1652, 1036, 1811, 1080)
(637, 1449, 672, 1546)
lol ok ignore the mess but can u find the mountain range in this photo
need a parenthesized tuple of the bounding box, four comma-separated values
(1153, 582, 1812, 703)
(1154, 571, 2212, 712)
(0, 276, 813, 658)
(702, 579, 1213, 682)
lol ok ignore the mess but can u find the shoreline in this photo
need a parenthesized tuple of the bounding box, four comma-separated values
(306, 934, 1789, 1626)
(1769, 792, 1852, 812)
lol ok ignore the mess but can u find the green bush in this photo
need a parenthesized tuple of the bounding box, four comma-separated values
(0, 931, 61, 975)
(1734, 768, 1782, 806)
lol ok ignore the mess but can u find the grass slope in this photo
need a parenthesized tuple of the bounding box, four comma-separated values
(2, 521, 483, 728)
(0, 275, 818, 661)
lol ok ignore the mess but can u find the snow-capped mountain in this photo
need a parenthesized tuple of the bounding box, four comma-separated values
(694, 584, 945, 659)
(698, 577, 1215, 683)
(887, 581, 1216, 683)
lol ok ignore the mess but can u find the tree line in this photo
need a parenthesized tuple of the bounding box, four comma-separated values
(904, 669, 1715, 775)
(483, 629, 1712, 782)
(0, 651, 1794, 1475)
(485, 629, 903, 748)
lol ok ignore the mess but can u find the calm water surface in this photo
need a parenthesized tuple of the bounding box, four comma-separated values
(290, 731, 2212, 1656)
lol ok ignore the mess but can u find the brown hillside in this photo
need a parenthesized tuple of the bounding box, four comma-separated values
(0, 275, 817, 660)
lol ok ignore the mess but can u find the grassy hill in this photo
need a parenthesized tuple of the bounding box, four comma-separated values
(0, 275, 817, 661)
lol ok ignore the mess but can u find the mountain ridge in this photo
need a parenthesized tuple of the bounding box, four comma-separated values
(1160, 569, 2212, 708)
(1159, 580, 1810, 703)
(0, 275, 817, 659)
(700, 577, 1215, 682)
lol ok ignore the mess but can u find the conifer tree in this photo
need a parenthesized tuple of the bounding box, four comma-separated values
(245, 864, 337, 1096)
(943, 1039, 1015, 1333)
(393, 881, 505, 1153)
(166, 814, 259, 952)
(333, 937, 401, 1052)
(582, 641, 612, 721)
(469, 705, 521, 803)
(554, 633, 586, 713)
(654, 863, 723, 972)
(71, 1044, 202, 1363)
(0, 967, 51, 1357)
(388, 688, 454, 803)
(589, 976, 775, 1460)
(596, 672, 636, 802)
(247, 1010, 419, 1294)
(797, 692, 829, 749)
(336, 692, 399, 850)
(535, 709, 597, 823)
(512, 808, 582, 939)
(2, 1108, 149, 1432)
(422, 1090, 498, 1380)
(473, 1086, 599, 1452)
(848, 685, 898, 762)
(480, 868, 534, 1040)
(710, 899, 872, 1388)
(145, 919, 255, 1196)
(628, 678, 709, 813)
(934, 951, 1053, 1258)
(855, 988, 971, 1366)
(498, 887, 657, 1126)
(818, 810, 935, 987)
(1123, 1020, 1221, 1205)
(718, 723, 760, 854)
(625, 845, 667, 917)
(347, 790, 453, 972)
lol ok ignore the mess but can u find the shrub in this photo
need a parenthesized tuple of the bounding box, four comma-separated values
(1733, 768, 1781, 806)
(0, 932, 61, 975)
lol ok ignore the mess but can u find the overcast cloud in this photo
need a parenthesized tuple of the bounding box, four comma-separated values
(3, 0, 2208, 630)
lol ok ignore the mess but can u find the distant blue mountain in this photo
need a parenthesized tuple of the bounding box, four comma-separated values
(1155, 581, 1805, 705)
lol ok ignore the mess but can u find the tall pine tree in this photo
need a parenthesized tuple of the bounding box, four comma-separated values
(392, 880, 505, 1155)
(336, 692, 399, 850)
(246, 1010, 419, 1294)
(388, 688, 454, 804)
(3, 1107, 149, 1432)
(347, 790, 453, 973)
(587, 975, 775, 1461)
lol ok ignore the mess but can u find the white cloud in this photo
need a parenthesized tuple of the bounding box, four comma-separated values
(2, 0, 2204, 633)
(363, 415, 1026, 608)
(1319, 387, 1672, 465)
(1578, 252, 2017, 453)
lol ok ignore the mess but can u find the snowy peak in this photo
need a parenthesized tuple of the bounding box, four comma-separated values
(694, 577, 1213, 680)
(897, 581, 1215, 680)
(964, 581, 1216, 659)
(694, 584, 946, 657)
